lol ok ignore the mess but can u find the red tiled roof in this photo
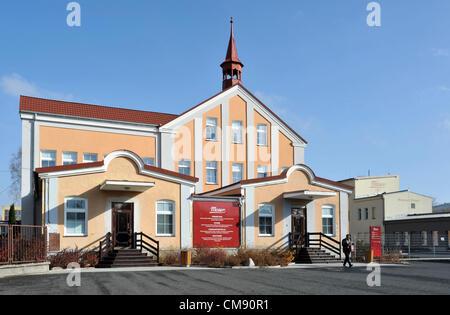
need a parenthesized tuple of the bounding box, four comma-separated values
(20, 96, 179, 126)
(35, 161, 198, 183)
(35, 161, 104, 173)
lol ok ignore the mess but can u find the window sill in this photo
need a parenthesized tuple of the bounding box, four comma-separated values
(258, 234, 274, 237)
(156, 234, 175, 237)
(64, 234, 88, 237)
(206, 182, 218, 185)
(205, 139, 219, 142)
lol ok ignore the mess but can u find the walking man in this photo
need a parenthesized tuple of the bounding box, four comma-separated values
(342, 234, 353, 268)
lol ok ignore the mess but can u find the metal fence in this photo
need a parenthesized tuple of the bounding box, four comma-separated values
(0, 225, 47, 265)
(351, 232, 450, 262)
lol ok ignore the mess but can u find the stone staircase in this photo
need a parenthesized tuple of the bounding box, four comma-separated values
(96, 249, 158, 268)
(295, 247, 342, 264)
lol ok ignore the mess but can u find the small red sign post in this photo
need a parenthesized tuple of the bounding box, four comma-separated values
(193, 200, 240, 248)
(370, 226, 382, 259)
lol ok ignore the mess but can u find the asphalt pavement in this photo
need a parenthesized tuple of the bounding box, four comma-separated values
(0, 262, 448, 295)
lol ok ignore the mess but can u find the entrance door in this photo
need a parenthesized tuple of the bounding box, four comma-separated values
(112, 202, 134, 248)
(291, 208, 306, 248)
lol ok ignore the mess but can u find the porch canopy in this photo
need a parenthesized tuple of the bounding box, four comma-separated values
(99, 180, 155, 192)
(283, 190, 337, 201)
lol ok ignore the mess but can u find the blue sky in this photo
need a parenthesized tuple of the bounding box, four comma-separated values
(0, 0, 449, 207)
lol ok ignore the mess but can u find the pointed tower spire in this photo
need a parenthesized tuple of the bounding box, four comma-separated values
(221, 17, 244, 90)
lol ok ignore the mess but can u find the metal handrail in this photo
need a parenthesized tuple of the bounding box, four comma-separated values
(307, 232, 342, 259)
(98, 232, 112, 261)
(134, 232, 159, 264)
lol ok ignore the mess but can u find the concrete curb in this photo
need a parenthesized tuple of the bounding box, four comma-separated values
(0, 262, 50, 278)
(2, 262, 411, 278)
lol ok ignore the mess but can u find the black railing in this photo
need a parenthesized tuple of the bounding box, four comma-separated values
(134, 232, 159, 264)
(98, 232, 113, 261)
(307, 232, 341, 259)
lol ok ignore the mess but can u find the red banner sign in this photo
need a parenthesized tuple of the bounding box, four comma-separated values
(193, 200, 240, 248)
(370, 226, 382, 258)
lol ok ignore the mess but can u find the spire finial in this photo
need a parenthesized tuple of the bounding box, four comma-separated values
(220, 17, 244, 90)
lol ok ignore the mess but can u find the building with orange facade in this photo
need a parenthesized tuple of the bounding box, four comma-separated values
(20, 20, 352, 258)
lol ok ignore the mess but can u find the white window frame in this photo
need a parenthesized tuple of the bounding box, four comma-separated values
(143, 157, 155, 166)
(206, 161, 218, 185)
(62, 151, 77, 166)
(257, 165, 268, 178)
(322, 205, 335, 237)
(178, 159, 191, 176)
(257, 123, 268, 146)
(40, 150, 56, 167)
(232, 163, 243, 183)
(64, 197, 88, 237)
(232, 120, 243, 144)
(206, 117, 218, 141)
(258, 203, 275, 237)
(83, 153, 98, 163)
(156, 200, 175, 237)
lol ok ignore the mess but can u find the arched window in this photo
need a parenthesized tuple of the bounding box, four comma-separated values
(322, 205, 335, 236)
(156, 200, 175, 236)
(64, 197, 88, 236)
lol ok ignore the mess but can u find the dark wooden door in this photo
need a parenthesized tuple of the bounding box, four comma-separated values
(112, 202, 134, 248)
(291, 208, 306, 248)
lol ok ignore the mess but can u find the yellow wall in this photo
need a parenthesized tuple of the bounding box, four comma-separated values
(55, 157, 182, 250)
(39, 126, 157, 166)
(174, 120, 194, 175)
(279, 131, 294, 172)
(228, 95, 247, 182)
(203, 105, 222, 191)
(253, 170, 341, 248)
(254, 110, 271, 178)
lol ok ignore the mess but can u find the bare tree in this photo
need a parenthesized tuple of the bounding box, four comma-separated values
(9, 147, 21, 204)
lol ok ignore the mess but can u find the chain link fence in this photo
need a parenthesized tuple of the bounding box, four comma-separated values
(351, 231, 450, 262)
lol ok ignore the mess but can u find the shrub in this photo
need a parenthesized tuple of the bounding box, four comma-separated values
(160, 250, 181, 266)
(49, 249, 99, 269)
(49, 249, 82, 269)
(236, 248, 295, 267)
(80, 251, 98, 268)
(8, 204, 16, 225)
(192, 248, 229, 267)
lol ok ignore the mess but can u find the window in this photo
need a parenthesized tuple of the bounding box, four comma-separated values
(232, 163, 243, 183)
(372, 207, 376, 220)
(206, 117, 218, 141)
(143, 158, 155, 166)
(358, 208, 362, 220)
(258, 204, 274, 236)
(64, 198, 87, 236)
(322, 205, 334, 236)
(422, 231, 428, 246)
(83, 153, 98, 163)
(156, 201, 174, 236)
(206, 161, 218, 184)
(411, 203, 416, 209)
(257, 165, 268, 178)
(257, 124, 268, 146)
(178, 159, 191, 176)
(62, 152, 77, 165)
(41, 150, 56, 167)
(364, 208, 369, 220)
(232, 121, 243, 144)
